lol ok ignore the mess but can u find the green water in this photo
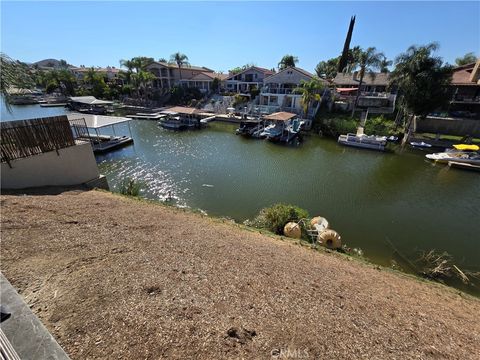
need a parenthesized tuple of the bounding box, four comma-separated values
(97, 121, 480, 291)
(2, 104, 480, 295)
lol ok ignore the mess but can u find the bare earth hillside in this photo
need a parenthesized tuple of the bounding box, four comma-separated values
(1, 189, 479, 359)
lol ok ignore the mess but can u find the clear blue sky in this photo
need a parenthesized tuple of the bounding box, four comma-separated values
(1, 1, 479, 73)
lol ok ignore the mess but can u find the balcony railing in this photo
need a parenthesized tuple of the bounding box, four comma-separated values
(451, 95, 480, 103)
(261, 87, 298, 95)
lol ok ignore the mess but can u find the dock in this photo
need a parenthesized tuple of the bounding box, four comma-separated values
(448, 161, 480, 172)
(39, 103, 67, 107)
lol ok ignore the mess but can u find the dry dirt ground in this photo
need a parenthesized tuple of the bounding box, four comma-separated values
(1, 189, 479, 359)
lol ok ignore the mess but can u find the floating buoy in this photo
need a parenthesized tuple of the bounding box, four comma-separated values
(310, 216, 329, 230)
(283, 222, 302, 239)
(318, 229, 342, 249)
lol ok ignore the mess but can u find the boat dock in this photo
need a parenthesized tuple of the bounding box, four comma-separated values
(67, 113, 134, 154)
(448, 161, 480, 172)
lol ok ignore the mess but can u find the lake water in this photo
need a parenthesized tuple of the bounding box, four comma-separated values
(3, 103, 480, 295)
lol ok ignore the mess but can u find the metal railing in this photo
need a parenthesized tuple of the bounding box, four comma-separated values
(261, 88, 298, 95)
(451, 95, 480, 103)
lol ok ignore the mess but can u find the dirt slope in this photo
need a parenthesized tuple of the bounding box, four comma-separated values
(1, 189, 479, 359)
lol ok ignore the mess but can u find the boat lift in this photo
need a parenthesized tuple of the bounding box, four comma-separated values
(67, 113, 134, 153)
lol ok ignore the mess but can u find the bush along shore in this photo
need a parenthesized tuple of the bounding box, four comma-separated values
(313, 111, 402, 138)
(114, 181, 480, 296)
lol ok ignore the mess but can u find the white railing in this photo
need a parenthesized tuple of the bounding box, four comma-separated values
(261, 88, 298, 95)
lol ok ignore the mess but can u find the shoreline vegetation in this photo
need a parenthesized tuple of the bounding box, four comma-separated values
(117, 179, 480, 297)
(1, 188, 479, 359)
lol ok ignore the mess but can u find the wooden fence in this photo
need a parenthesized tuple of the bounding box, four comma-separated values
(1, 115, 76, 165)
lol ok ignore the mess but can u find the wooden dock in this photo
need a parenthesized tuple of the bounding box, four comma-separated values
(448, 161, 480, 172)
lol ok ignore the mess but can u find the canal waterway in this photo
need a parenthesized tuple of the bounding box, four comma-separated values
(2, 104, 480, 294)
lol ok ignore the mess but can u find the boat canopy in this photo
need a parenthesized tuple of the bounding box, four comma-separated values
(69, 96, 113, 105)
(263, 111, 297, 122)
(67, 113, 131, 129)
(336, 87, 358, 92)
(453, 144, 479, 151)
(162, 106, 198, 115)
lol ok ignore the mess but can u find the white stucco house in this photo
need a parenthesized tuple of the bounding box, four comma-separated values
(224, 66, 274, 94)
(259, 67, 327, 115)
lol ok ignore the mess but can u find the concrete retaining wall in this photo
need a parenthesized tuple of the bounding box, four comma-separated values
(1, 142, 100, 189)
(416, 116, 480, 137)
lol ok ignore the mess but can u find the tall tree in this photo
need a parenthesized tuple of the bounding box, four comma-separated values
(315, 57, 339, 80)
(455, 52, 477, 66)
(131, 57, 154, 73)
(338, 15, 356, 73)
(351, 47, 384, 116)
(169, 52, 190, 83)
(58, 59, 69, 69)
(294, 79, 325, 116)
(389, 43, 453, 135)
(278, 55, 298, 70)
(379, 55, 393, 73)
(229, 63, 256, 75)
(344, 46, 362, 74)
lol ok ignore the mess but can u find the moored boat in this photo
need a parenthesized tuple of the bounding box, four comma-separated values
(410, 141, 432, 148)
(338, 133, 388, 151)
(236, 120, 262, 136)
(425, 151, 480, 165)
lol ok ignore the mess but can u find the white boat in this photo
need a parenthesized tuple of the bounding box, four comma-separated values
(410, 141, 432, 148)
(425, 151, 480, 165)
(158, 112, 199, 131)
(158, 115, 187, 130)
(259, 124, 283, 140)
(338, 133, 388, 151)
(129, 112, 165, 120)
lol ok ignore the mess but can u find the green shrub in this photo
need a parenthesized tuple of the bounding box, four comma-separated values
(248, 203, 309, 235)
(364, 115, 397, 136)
(317, 114, 358, 137)
(118, 178, 142, 197)
(232, 94, 249, 107)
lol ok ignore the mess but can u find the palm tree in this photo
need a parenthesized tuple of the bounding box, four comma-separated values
(294, 79, 325, 116)
(120, 59, 135, 84)
(169, 52, 190, 84)
(1, 53, 35, 111)
(135, 70, 156, 98)
(278, 55, 298, 70)
(350, 47, 384, 116)
(343, 46, 362, 74)
(1, 53, 17, 111)
(120, 59, 134, 72)
(315, 58, 339, 80)
(131, 57, 154, 73)
(389, 43, 452, 136)
(455, 52, 477, 66)
(379, 55, 393, 73)
(83, 67, 98, 86)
